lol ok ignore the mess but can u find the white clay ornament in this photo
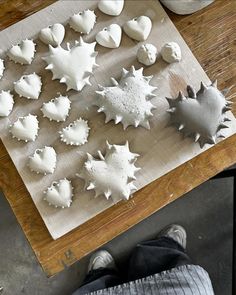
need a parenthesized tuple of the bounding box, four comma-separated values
(42, 37, 98, 91)
(77, 141, 140, 201)
(28, 146, 57, 175)
(137, 43, 157, 66)
(161, 42, 182, 63)
(69, 10, 96, 34)
(44, 178, 73, 208)
(41, 95, 71, 122)
(123, 16, 152, 41)
(59, 118, 90, 146)
(98, 0, 124, 16)
(39, 23, 65, 47)
(8, 39, 36, 65)
(10, 114, 39, 142)
(0, 91, 14, 117)
(95, 66, 157, 129)
(96, 24, 122, 49)
(0, 58, 5, 79)
(166, 81, 232, 148)
(14, 73, 42, 99)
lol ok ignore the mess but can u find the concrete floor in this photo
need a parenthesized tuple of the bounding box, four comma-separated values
(0, 176, 233, 295)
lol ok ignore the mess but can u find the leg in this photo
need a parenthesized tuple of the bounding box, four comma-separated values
(127, 224, 191, 281)
(73, 250, 122, 295)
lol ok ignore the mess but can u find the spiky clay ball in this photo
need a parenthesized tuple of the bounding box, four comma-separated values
(166, 81, 232, 148)
(42, 37, 98, 91)
(95, 66, 157, 129)
(77, 141, 140, 202)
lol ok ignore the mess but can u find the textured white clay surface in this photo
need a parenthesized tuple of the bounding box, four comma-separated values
(10, 114, 39, 142)
(137, 43, 157, 66)
(41, 95, 71, 122)
(96, 24, 122, 49)
(161, 42, 182, 63)
(44, 179, 73, 208)
(69, 9, 96, 34)
(123, 16, 152, 41)
(95, 66, 157, 129)
(167, 81, 232, 148)
(59, 118, 90, 146)
(98, 0, 124, 16)
(7, 39, 36, 65)
(0, 58, 5, 79)
(0, 91, 14, 117)
(28, 146, 57, 175)
(78, 141, 140, 201)
(39, 23, 65, 47)
(14, 73, 42, 99)
(42, 37, 98, 91)
(160, 0, 214, 15)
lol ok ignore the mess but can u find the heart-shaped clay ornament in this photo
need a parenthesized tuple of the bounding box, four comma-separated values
(10, 114, 39, 142)
(28, 146, 57, 175)
(69, 9, 96, 34)
(14, 73, 42, 99)
(44, 178, 73, 208)
(0, 58, 5, 79)
(98, 0, 124, 16)
(77, 141, 140, 201)
(42, 37, 98, 91)
(41, 95, 71, 122)
(96, 24, 122, 49)
(39, 23, 65, 47)
(0, 90, 14, 117)
(166, 81, 232, 148)
(59, 118, 90, 146)
(123, 16, 152, 41)
(7, 39, 36, 65)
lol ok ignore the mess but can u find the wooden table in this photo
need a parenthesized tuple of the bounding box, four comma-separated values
(0, 0, 236, 277)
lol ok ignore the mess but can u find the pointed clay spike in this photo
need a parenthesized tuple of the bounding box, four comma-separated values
(211, 80, 217, 88)
(223, 117, 231, 122)
(218, 123, 229, 130)
(194, 133, 200, 142)
(177, 91, 185, 101)
(187, 85, 196, 98)
(110, 77, 119, 86)
(178, 124, 184, 130)
(87, 182, 95, 190)
(199, 81, 207, 93)
(86, 153, 93, 161)
(97, 150, 104, 160)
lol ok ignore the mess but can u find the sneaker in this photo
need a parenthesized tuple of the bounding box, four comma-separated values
(157, 224, 187, 249)
(88, 250, 116, 272)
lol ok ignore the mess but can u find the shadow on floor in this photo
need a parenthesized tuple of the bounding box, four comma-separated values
(0, 176, 233, 295)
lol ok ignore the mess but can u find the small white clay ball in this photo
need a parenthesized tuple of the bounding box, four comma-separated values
(161, 42, 182, 63)
(137, 43, 157, 66)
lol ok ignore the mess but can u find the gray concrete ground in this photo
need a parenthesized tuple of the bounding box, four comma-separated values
(0, 176, 233, 295)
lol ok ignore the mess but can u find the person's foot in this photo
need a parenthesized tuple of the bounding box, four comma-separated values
(88, 250, 116, 272)
(157, 224, 187, 249)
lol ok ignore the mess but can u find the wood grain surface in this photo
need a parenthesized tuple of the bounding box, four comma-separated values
(0, 0, 236, 276)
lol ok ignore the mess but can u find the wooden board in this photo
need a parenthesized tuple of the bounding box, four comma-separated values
(0, 0, 236, 240)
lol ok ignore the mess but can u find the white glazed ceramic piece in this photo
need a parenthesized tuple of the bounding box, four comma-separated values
(98, 0, 124, 16)
(14, 73, 42, 99)
(137, 43, 157, 66)
(160, 0, 214, 15)
(41, 95, 71, 122)
(0, 58, 5, 79)
(44, 178, 73, 208)
(96, 24, 122, 49)
(42, 37, 98, 91)
(161, 42, 182, 63)
(28, 146, 57, 175)
(166, 81, 232, 148)
(69, 9, 96, 34)
(95, 66, 157, 129)
(59, 118, 90, 146)
(39, 23, 65, 47)
(7, 39, 36, 65)
(0, 91, 14, 117)
(123, 16, 152, 41)
(78, 141, 140, 201)
(10, 114, 39, 142)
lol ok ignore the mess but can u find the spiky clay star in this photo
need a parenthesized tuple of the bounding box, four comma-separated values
(166, 81, 232, 148)
(77, 141, 140, 202)
(95, 66, 157, 129)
